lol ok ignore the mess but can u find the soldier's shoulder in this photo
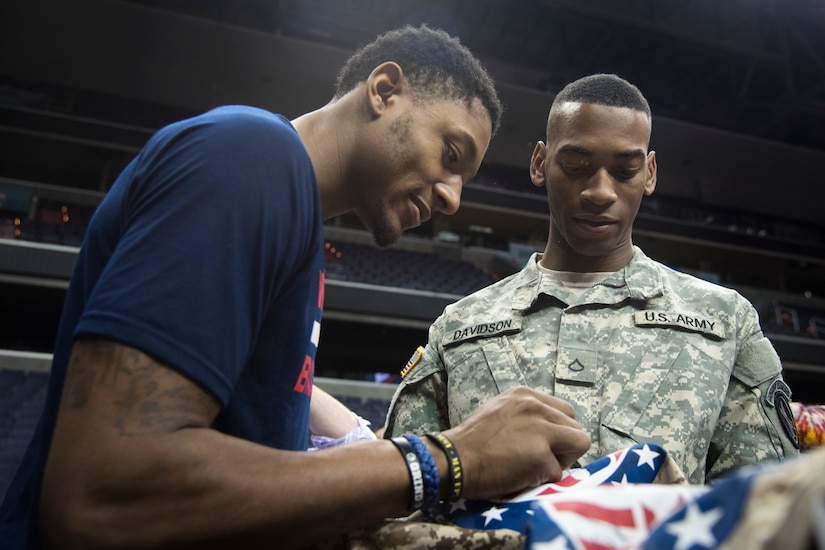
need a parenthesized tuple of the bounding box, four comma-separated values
(442, 272, 523, 315)
(652, 260, 744, 305)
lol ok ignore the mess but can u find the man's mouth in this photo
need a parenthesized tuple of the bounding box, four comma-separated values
(410, 195, 432, 224)
(574, 217, 616, 232)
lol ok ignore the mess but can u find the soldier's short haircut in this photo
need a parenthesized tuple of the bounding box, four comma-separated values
(551, 74, 650, 118)
(334, 24, 503, 135)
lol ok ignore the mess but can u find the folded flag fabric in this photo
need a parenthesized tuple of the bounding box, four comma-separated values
(317, 444, 825, 549)
(431, 443, 686, 534)
(425, 442, 825, 550)
(527, 446, 825, 550)
(526, 484, 706, 549)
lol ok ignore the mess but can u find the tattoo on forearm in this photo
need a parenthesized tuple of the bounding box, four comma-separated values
(64, 340, 217, 436)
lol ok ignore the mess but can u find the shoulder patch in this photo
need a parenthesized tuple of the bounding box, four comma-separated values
(443, 318, 522, 348)
(633, 310, 725, 339)
(766, 379, 800, 449)
(400, 346, 424, 378)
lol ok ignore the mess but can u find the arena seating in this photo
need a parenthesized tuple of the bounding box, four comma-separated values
(763, 303, 825, 340)
(2, 198, 96, 247)
(324, 240, 499, 296)
(0, 369, 48, 500)
(335, 395, 391, 431)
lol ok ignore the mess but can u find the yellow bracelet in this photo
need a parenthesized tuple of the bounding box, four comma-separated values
(426, 433, 463, 501)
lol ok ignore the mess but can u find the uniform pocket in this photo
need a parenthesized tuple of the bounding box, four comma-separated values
(600, 332, 731, 480)
(444, 336, 525, 425)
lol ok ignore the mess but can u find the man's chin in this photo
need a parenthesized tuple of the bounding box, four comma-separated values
(372, 229, 400, 248)
(355, 212, 400, 248)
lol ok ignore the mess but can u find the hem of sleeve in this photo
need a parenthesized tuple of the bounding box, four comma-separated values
(75, 313, 234, 406)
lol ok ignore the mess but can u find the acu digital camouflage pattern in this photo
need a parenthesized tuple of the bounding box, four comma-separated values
(385, 248, 799, 484)
(305, 517, 524, 550)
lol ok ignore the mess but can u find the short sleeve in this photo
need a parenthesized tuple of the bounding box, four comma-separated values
(76, 107, 319, 404)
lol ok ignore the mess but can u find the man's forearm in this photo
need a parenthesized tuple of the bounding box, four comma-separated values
(42, 423, 432, 549)
(309, 384, 360, 438)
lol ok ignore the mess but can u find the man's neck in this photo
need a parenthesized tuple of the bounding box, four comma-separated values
(536, 262, 614, 287)
(291, 97, 359, 221)
(540, 241, 634, 273)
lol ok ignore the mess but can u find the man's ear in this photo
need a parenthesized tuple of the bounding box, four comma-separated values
(530, 141, 548, 188)
(644, 150, 657, 196)
(366, 61, 404, 116)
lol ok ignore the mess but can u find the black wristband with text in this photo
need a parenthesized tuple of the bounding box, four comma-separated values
(390, 436, 425, 511)
(426, 432, 463, 501)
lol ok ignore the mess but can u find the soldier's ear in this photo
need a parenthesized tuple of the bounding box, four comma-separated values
(530, 141, 547, 188)
(644, 150, 657, 196)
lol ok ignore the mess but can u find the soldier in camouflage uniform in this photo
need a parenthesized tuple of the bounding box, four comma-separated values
(385, 73, 799, 484)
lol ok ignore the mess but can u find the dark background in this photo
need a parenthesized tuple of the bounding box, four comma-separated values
(1, 0, 823, 402)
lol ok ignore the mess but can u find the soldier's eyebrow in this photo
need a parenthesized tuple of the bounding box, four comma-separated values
(557, 145, 646, 160)
(615, 149, 647, 160)
(557, 144, 592, 156)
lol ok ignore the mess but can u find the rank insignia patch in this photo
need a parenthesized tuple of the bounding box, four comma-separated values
(401, 346, 424, 378)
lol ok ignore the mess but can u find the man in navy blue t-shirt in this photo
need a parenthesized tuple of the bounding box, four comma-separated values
(0, 25, 591, 548)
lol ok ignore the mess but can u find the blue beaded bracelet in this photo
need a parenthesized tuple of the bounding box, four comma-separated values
(390, 434, 440, 512)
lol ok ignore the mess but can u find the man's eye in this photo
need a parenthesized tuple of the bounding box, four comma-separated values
(561, 163, 584, 174)
(445, 144, 459, 163)
(616, 169, 640, 180)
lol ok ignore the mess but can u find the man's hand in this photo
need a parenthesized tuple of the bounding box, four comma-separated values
(443, 386, 591, 500)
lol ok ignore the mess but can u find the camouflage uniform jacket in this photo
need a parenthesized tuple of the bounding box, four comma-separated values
(384, 247, 799, 484)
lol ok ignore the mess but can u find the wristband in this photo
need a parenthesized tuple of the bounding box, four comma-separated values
(426, 433, 463, 501)
(403, 434, 439, 510)
(391, 436, 424, 510)
(390, 435, 440, 511)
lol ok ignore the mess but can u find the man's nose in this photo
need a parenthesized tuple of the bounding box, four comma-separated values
(581, 168, 618, 206)
(434, 175, 462, 215)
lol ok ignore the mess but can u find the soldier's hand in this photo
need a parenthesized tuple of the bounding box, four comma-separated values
(442, 386, 590, 500)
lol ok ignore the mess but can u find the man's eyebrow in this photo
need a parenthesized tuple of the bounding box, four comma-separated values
(615, 149, 647, 160)
(557, 144, 592, 156)
(557, 145, 646, 159)
(456, 129, 481, 181)
(457, 129, 479, 163)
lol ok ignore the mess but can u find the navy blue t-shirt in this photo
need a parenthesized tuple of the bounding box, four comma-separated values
(0, 106, 325, 548)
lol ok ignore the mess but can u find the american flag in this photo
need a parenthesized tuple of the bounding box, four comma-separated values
(433, 443, 762, 550)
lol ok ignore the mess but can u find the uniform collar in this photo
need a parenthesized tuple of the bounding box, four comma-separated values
(511, 247, 664, 311)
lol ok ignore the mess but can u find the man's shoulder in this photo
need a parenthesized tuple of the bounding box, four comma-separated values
(427, 272, 528, 346)
(643, 254, 742, 304)
(161, 106, 293, 143)
(442, 270, 525, 315)
(199, 106, 293, 136)
(144, 106, 305, 173)
(198, 104, 283, 121)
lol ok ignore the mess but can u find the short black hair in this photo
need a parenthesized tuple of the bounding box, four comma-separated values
(335, 25, 502, 135)
(551, 73, 650, 117)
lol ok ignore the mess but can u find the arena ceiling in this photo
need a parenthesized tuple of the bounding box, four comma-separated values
(1, 0, 823, 224)
(122, 0, 825, 152)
